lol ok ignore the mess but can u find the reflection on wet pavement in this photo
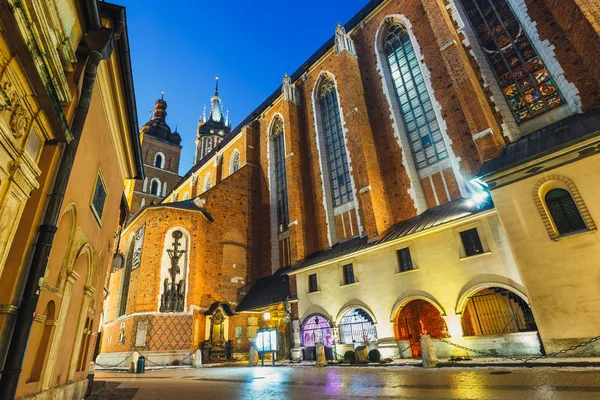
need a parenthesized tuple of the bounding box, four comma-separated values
(92, 366, 600, 400)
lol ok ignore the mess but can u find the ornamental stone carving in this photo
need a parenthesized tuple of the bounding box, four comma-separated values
(10, 103, 29, 138)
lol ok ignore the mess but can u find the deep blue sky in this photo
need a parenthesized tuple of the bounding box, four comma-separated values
(120, 0, 367, 174)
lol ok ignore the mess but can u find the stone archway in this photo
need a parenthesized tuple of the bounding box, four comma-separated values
(395, 300, 449, 357)
(461, 287, 538, 337)
(300, 313, 334, 361)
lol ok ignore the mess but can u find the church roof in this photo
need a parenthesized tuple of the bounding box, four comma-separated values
(478, 109, 600, 179)
(166, 0, 391, 196)
(287, 196, 495, 274)
(140, 96, 182, 145)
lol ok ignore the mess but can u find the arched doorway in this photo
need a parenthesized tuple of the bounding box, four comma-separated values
(461, 287, 538, 336)
(395, 300, 449, 357)
(300, 314, 334, 361)
(278, 318, 292, 360)
(338, 308, 377, 344)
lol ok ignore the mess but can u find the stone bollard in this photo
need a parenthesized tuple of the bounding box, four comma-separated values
(194, 349, 203, 368)
(315, 343, 327, 367)
(248, 345, 259, 367)
(421, 335, 438, 368)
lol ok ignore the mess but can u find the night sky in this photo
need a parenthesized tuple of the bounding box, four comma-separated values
(119, 0, 368, 174)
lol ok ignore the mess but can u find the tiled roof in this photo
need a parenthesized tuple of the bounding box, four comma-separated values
(236, 270, 291, 312)
(288, 197, 495, 273)
(478, 109, 600, 178)
(126, 199, 213, 228)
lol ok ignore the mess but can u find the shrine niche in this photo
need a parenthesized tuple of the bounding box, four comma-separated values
(159, 228, 189, 313)
(203, 302, 235, 361)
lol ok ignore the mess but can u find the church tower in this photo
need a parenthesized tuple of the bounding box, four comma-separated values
(195, 77, 231, 163)
(125, 95, 182, 215)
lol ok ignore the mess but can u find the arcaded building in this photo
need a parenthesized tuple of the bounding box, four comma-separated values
(100, 0, 600, 365)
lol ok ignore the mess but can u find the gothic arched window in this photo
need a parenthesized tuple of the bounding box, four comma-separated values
(545, 189, 587, 235)
(150, 179, 160, 196)
(459, 0, 563, 123)
(271, 116, 289, 232)
(317, 75, 353, 207)
(118, 239, 135, 317)
(384, 23, 448, 169)
(154, 152, 164, 169)
(203, 173, 212, 192)
(230, 150, 240, 174)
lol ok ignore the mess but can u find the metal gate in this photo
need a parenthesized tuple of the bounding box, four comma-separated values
(462, 288, 538, 336)
(397, 300, 449, 357)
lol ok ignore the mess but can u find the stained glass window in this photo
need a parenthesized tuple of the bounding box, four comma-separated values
(339, 308, 378, 344)
(459, 0, 563, 123)
(319, 76, 354, 207)
(384, 23, 448, 170)
(271, 117, 289, 232)
(545, 189, 587, 235)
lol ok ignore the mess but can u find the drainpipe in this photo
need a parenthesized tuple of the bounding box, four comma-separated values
(0, 15, 118, 400)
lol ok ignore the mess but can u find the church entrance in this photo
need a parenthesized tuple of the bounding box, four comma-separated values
(395, 300, 449, 357)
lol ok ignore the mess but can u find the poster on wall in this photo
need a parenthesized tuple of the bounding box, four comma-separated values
(131, 224, 146, 270)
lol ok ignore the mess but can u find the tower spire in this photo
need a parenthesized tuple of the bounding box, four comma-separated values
(210, 76, 222, 122)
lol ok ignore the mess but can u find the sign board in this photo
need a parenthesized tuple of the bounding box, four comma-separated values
(255, 329, 278, 353)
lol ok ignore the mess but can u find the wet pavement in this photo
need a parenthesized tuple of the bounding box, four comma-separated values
(91, 366, 600, 400)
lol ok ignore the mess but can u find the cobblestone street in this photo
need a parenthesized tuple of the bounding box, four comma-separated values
(90, 366, 600, 400)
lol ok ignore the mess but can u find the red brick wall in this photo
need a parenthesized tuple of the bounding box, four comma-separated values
(526, 0, 600, 109)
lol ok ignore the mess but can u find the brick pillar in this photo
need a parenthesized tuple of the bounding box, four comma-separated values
(334, 50, 393, 239)
(420, 0, 505, 161)
(281, 100, 308, 264)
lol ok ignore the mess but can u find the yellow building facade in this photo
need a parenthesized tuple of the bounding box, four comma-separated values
(0, 0, 143, 399)
(478, 112, 600, 354)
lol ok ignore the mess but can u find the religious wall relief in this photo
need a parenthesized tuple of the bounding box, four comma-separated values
(159, 229, 188, 313)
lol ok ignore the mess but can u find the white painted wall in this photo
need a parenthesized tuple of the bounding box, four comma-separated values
(293, 211, 526, 356)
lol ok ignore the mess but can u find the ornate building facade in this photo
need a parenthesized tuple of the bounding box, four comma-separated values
(0, 0, 143, 399)
(99, 0, 600, 367)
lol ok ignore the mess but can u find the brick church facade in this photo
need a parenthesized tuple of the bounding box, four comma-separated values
(99, 0, 600, 365)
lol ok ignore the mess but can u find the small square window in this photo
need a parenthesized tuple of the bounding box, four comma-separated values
(342, 263, 355, 285)
(460, 228, 484, 257)
(396, 248, 415, 272)
(91, 171, 107, 224)
(308, 273, 318, 293)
